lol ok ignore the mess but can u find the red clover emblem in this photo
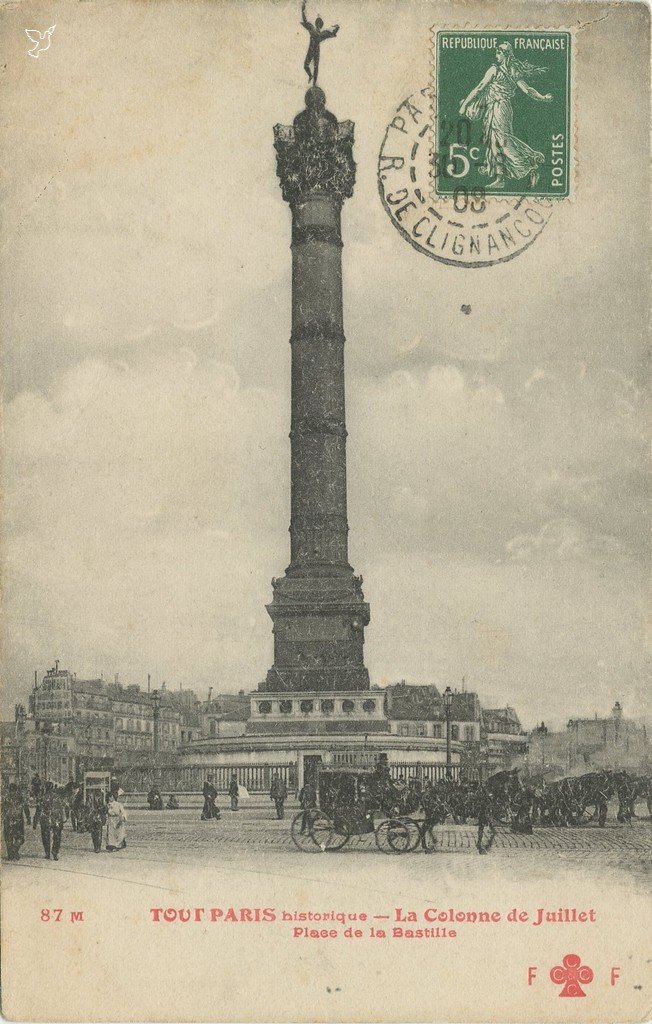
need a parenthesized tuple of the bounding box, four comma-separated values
(550, 954, 594, 997)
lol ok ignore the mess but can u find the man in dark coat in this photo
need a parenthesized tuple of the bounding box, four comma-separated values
(476, 784, 497, 854)
(34, 782, 65, 860)
(201, 777, 220, 820)
(298, 779, 317, 834)
(270, 774, 288, 819)
(228, 774, 239, 811)
(71, 784, 85, 832)
(30, 772, 43, 802)
(88, 792, 107, 853)
(2, 783, 31, 860)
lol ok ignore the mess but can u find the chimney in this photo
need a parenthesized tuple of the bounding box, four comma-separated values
(147, 673, 151, 693)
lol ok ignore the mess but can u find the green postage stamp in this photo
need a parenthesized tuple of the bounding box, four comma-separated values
(433, 30, 572, 198)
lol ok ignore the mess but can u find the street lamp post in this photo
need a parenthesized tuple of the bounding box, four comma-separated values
(152, 689, 160, 759)
(444, 687, 453, 775)
(14, 704, 26, 784)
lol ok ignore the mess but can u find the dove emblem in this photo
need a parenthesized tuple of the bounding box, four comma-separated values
(25, 25, 56, 59)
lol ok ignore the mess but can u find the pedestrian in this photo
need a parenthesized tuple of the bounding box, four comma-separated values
(298, 778, 317, 834)
(72, 784, 86, 832)
(147, 786, 163, 810)
(106, 792, 127, 851)
(30, 772, 43, 803)
(476, 784, 497, 854)
(270, 773, 288, 819)
(2, 783, 31, 861)
(166, 794, 179, 809)
(88, 792, 107, 853)
(201, 776, 221, 820)
(228, 773, 239, 811)
(511, 782, 534, 834)
(33, 782, 65, 861)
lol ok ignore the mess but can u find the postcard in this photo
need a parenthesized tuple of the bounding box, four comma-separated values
(1, 0, 649, 1021)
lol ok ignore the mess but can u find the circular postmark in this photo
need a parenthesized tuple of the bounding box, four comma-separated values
(378, 87, 554, 268)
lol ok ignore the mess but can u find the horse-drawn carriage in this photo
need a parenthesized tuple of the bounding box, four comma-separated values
(290, 767, 437, 854)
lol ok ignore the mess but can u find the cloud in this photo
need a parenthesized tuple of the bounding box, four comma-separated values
(3, 350, 288, 699)
(505, 518, 632, 564)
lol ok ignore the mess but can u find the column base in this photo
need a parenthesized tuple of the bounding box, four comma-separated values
(262, 571, 370, 694)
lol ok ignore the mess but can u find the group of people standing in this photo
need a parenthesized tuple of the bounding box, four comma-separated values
(2, 773, 128, 862)
(200, 774, 244, 819)
(199, 773, 290, 821)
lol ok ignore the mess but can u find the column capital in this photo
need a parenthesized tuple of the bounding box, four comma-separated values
(274, 87, 355, 205)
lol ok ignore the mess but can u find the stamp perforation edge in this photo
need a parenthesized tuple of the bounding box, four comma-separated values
(429, 22, 578, 204)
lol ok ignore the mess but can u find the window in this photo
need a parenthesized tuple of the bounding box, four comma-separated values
(398, 722, 409, 736)
(416, 722, 426, 736)
(300, 700, 314, 714)
(279, 700, 292, 714)
(258, 701, 272, 715)
(320, 700, 334, 714)
(362, 699, 376, 713)
(433, 724, 442, 739)
(464, 725, 475, 741)
(451, 725, 459, 741)
(342, 699, 355, 714)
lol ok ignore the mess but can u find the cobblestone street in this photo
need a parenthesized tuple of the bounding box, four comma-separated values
(8, 803, 652, 861)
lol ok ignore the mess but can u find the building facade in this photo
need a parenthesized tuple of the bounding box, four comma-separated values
(526, 703, 649, 774)
(481, 706, 528, 770)
(16, 665, 203, 782)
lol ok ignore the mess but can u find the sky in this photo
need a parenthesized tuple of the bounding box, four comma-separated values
(1, 0, 649, 729)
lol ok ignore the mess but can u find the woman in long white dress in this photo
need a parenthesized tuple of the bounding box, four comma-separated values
(459, 42, 552, 189)
(106, 793, 127, 851)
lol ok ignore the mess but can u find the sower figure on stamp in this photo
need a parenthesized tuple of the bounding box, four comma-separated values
(459, 42, 552, 190)
(34, 781, 65, 861)
(301, 0, 338, 85)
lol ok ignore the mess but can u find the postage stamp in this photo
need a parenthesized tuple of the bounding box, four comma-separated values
(378, 87, 555, 268)
(433, 30, 572, 199)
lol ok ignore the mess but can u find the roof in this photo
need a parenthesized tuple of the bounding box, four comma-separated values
(385, 684, 480, 722)
(204, 694, 251, 721)
(71, 678, 105, 694)
(482, 707, 524, 732)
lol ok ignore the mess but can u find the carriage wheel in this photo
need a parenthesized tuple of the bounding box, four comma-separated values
(375, 818, 417, 855)
(290, 811, 323, 853)
(310, 812, 350, 852)
(389, 818, 420, 854)
(375, 820, 402, 854)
